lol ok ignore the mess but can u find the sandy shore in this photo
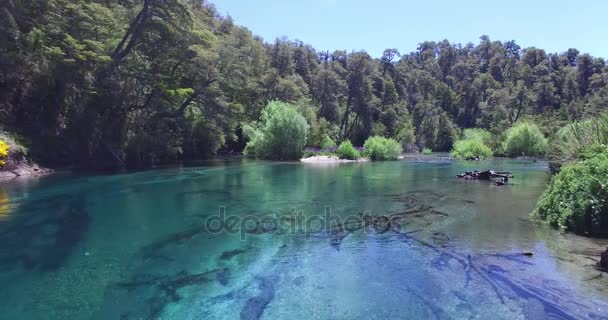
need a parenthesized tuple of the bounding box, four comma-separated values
(300, 155, 369, 163)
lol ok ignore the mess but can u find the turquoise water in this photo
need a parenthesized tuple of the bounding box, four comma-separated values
(0, 157, 606, 319)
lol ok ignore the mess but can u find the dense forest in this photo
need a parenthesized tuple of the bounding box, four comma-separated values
(1, 0, 607, 168)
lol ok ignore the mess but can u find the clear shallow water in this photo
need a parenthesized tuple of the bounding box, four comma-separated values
(0, 157, 607, 319)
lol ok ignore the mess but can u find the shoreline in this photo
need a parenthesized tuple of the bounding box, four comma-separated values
(300, 155, 370, 163)
(0, 162, 54, 180)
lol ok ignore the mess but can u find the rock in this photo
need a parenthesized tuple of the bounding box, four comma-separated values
(522, 252, 533, 257)
(0, 171, 16, 179)
(0, 162, 53, 179)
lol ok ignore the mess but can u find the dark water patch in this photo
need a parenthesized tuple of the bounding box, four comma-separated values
(480, 253, 535, 266)
(240, 276, 277, 320)
(0, 196, 90, 271)
(217, 267, 230, 286)
(140, 225, 206, 260)
(220, 248, 248, 261)
(484, 268, 581, 320)
(104, 268, 222, 319)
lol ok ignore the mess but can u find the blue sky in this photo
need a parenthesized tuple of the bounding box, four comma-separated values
(213, 0, 608, 59)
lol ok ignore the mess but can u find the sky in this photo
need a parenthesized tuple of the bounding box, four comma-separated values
(213, 0, 608, 59)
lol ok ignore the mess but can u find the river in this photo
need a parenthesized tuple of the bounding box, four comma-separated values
(0, 157, 606, 319)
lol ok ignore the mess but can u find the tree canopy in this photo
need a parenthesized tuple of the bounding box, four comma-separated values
(1, 1, 607, 167)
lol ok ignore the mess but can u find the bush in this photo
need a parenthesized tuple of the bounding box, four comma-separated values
(547, 114, 608, 172)
(533, 149, 608, 236)
(502, 122, 548, 157)
(320, 134, 336, 150)
(336, 140, 360, 160)
(422, 147, 432, 155)
(463, 128, 493, 146)
(0, 132, 27, 158)
(451, 139, 493, 160)
(0, 141, 8, 167)
(363, 136, 402, 161)
(243, 101, 309, 160)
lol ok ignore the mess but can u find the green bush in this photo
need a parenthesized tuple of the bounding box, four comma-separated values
(320, 134, 336, 150)
(464, 128, 494, 146)
(532, 149, 608, 236)
(502, 122, 548, 157)
(243, 101, 309, 160)
(336, 140, 360, 160)
(363, 136, 402, 161)
(422, 147, 432, 155)
(451, 139, 493, 160)
(547, 114, 608, 172)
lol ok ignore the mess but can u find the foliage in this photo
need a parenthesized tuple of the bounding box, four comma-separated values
(320, 134, 336, 150)
(422, 147, 432, 155)
(244, 101, 309, 160)
(0, 141, 9, 167)
(336, 140, 360, 160)
(451, 139, 493, 160)
(502, 123, 548, 157)
(547, 114, 608, 172)
(2, 1, 608, 168)
(0, 132, 27, 158)
(463, 128, 493, 146)
(363, 137, 402, 161)
(533, 149, 608, 236)
(302, 147, 336, 158)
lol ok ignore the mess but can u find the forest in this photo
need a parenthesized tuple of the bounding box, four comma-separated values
(1, 0, 607, 168)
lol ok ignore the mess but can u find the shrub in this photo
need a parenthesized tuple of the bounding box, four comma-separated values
(336, 140, 360, 160)
(451, 139, 493, 160)
(320, 134, 336, 150)
(547, 114, 608, 172)
(463, 128, 493, 146)
(422, 147, 432, 155)
(0, 141, 8, 167)
(363, 136, 402, 161)
(243, 101, 309, 160)
(532, 149, 608, 236)
(502, 122, 548, 157)
(0, 132, 27, 158)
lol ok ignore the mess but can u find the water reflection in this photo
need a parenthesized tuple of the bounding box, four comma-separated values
(0, 188, 10, 221)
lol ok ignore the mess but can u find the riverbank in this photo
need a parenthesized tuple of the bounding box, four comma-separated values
(0, 161, 53, 180)
(300, 155, 369, 163)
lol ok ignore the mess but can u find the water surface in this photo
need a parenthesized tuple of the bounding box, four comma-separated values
(0, 157, 606, 319)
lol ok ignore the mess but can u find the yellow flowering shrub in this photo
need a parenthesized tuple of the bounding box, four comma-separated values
(0, 140, 9, 167)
